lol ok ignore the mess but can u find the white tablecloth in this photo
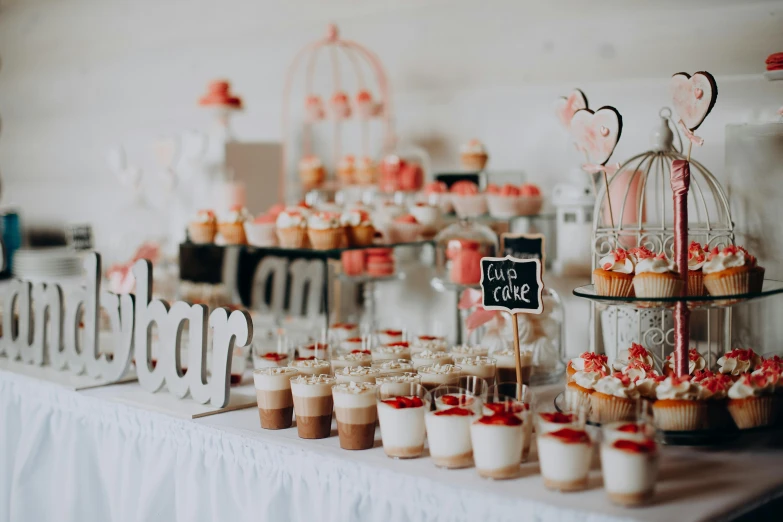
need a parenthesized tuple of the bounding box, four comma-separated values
(2, 369, 783, 522)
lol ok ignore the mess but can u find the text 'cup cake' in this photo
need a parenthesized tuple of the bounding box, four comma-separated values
(687, 242, 707, 295)
(703, 245, 754, 296)
(593, 248, 635, 297)
(632, 249, 682, 298)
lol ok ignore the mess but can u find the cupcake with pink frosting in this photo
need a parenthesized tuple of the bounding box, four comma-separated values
(486, 184, 522, 218)
(450, 181, 487, 218)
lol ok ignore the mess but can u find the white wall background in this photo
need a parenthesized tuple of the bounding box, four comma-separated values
(1, 0, 783, 351)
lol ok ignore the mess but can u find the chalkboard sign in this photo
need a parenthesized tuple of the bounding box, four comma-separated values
(479, 255, 544, 315)
(500, 233, 545, 268)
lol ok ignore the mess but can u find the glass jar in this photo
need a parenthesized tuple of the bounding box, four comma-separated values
(431, 219, 498, 291)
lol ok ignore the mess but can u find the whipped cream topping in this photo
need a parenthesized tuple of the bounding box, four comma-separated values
(718, 348, 761, 376)
(374, 360, 414, 372)
(195, 209, 216, 223)
(656, 376, 702, 400)
(376, 373, 419, 384)
(460, 139, 486, 154)
(622, 360, 655, 382)
(290, 359, 331, 369)
(703, 246, 747, 274)
(665, 348, 706, 375)
(571, 370, 603, 390)
(332, 381, 377, 394)
(598, 249, 635, 274)
(454, 356, 496, 367)
(335, 353, 372, 362)
(698, 374, 733, 399)
(450, 345, 489, 357)
(336, 366, 381, 377)
(415, 350, 451, 360)
(570, 352, 610, 374)
(222, 207, 251, 224)
(276, 208, 308, 229)
(688, 242, 707, 271)
(594, 374, 640, 399)
(374, 345, 410, 355)
(612, 343, 654, 371)
(636, 253, 675, 275)
(340, 209, 372, 227)
(728, 373, 774, 399)
(412, 336, 448, 351)
(634, 375, 662, 398)
(308, 212, 341, 230)
(254, 367, 299, 376)
(291, 374, 336, 385)
(418, 363, 461, 375)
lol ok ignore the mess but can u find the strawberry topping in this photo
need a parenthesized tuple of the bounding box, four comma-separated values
(477, 413, 523, 426)
(262, 353, 287, 361)
(692, 369, 714, 382)
(382, 396, 424, 409)
(612, 439, 657, 454)
(381, 329, 403, 336)
(628, 343, 650, 360)
(629, 246, 654, 260)
(485, 401, 527, 414)
(387, 341, 410, 348)
(435, 407, 474, 417)
(724, 348, 757, 361)
(548, 428, 590, 444)
(418, 335, 441, 341)
(350, 349, 372, 355)
(539, 412, 573, 424)
(616, 423, 642, 433)
(612, 372, 632, 387)
(440, 394, 475, 407)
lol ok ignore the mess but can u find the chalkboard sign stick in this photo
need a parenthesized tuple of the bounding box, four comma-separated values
(509, 313, 523, 399)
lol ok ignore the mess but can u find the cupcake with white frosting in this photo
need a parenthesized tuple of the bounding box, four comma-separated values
(593, 248, 635, 297)
(218, 206, 251, 245)
(612, 343, 654, 372)
(727, 372, 778, 429)
(460, 139, 489, 171)
(621, 360, 662, 401)
(276, 207, 310, 248)
(687, 242, 707, 295)
(307, 211, 344, 250)
(565, 369, 604, 412)
(652, 375, 708, 431)
(703, 245, 753, 296)
(717, 348, 762, 380)
(189, 209, 217, 244)
(590, 373, 640, 424)
(566, 351, 609, 380)
(632, 250, 682, 298)
(341, 209, 375, 247)
(664, 348, 707, 376)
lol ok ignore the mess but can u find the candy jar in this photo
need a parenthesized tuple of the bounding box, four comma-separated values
(432, 219, 498, 291)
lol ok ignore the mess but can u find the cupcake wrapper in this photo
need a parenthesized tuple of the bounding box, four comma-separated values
(590, 393, 636, 424)
(389, 223, 423, 243)
(518, 196, 543, 217)
(653, 401, 708, 431)
(749, 267, 765, 294)
(277, 227, 308, 248)
(299, 168, 325, 189)
(486, 194, 520, 219)
(594, 272, 634, 297)
(347, 225, 376, 247)
(687, 271, 704, 296)
(728, 396, 776, 429)
(460, 153, 488, 171)
(244, 222, 277, 247)
(218, 223, 247, 245)
(308, 228, 344, 250)
(188, 222, 216, 244)
(452, 194, 487, 218)
(565, 387, 592, 413)
(633, 274, 683, 298)
(704, 270, 749, 296)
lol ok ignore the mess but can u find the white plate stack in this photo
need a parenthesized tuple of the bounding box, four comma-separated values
(12, 247, 85, 280)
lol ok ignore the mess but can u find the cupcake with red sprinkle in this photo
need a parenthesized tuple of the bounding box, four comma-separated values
(703, 245, 753, 296)
(593, 248, 635, 297)
(687, 242, 708, 295)
(727, 372, 778, 429)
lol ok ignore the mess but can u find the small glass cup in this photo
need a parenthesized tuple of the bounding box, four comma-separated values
(376, 381, 430, 459)
(297, 341, 331, 361)
(290, 374, 336, 439)
(252, 329, 293, 369)
(253, 367, 299, 430)
(332, 381, 378, 450)
(536, 405, 594, 492)
(487, 383, 534, 460)
(426, 386, 479, 469)
(470, 395, 524, 479)
(455, 356, 497, 387)
(458, 375, 489, 403)
(375, 372, 421, 396)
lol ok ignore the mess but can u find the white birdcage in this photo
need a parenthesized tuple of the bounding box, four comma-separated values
(588, 108, 735, 370)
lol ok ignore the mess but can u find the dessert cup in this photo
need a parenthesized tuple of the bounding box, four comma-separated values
(253, 367, 299, 430)
(426, 386, 479, 469)
(537, 424, 593, 492)
(600, 434, 659, 507)
(536, 411, 578, 435)
(289, 358, 331, 377)
(454, 356, 496, 387)
(375, 373, 421, 396)
(291, 374, 336, 439)
(331, 352, 373, 373)
(376, 382, 430, 459)
(372, 359, 416, 378)
(328, 323, 360, 343)
(411, 350, 453, 369)
(487, 384, 534, 461)
(450, 345, 490, 358)
(297, 342, 331, 360)
(375, 328, 404, 345)
(333, 382, 378, 450)
(335, 366, 382, 385)
(417, 364, 462, 392)
(372, 342, 412, 363)
(492, 349, 533, 385)
(470, 398, 523, 479)
(411, 335, 448, 354)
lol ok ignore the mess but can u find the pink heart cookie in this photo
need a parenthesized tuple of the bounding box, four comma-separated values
(555, 89, 588, 129)
(570, 106, 623, 166)
(669, 71, 718, 131)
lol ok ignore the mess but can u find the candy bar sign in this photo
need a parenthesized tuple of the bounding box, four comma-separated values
(0, 252, 253, 407)
(479, 256, 544, 315)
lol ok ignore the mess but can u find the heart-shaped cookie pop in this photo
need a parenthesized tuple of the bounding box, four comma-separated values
(555, 89, 588, 129)
(570, 106, 623, 166)
(669, 71, 718, 131)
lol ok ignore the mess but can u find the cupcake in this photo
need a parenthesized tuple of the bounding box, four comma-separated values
(329, 91, 351, 119)
(389, 214, 422, 243)
(566, 351, 609, 380)
(687, 242, 707, 295)
(486, 184, 521, 218)
(611, 343, 654, 372)
(652, 376, 708, 431)
(355, 156, 377, 185)
(450, 181, 487, 218)
(633, 251, 682, 298)
(696, 372, 734, 429)
(341, 209, 375, 247)
(758, 357, 783, 395)
(409, 203, 440, 238)
(739, 246, 765, 293)
(460, 139, 488, 171)
(299, 155, 326, 189)
(275, 207, 309, 248)
(336, 155, 355, 185)
(218, 206, 250, 245)
(518, 183, 543, 216)
(663, 348, 707, 376)
(422, 181, 453, 214)
(727, 372, 778, 429)
(703, 245, 752, 296)
(629, 368, 664, 401)
(188, 209, 217, 244)
(590, 373, 640, 424)
(307, 212, 344, 250)
(565, 369, 604, 412)
(244, 213, 278, 247)
(717, 348, 762, 380)
(593, 248, 635, 297)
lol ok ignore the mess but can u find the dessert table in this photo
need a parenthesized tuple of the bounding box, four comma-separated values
(2, 370, 783, 522)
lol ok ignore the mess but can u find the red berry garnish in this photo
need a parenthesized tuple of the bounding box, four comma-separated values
(295, 356, 316, 361)
(382, 395, 424, 409)
(435, 407, 474, 417)
(616, 423, 641, 433)
(387, 341, 410, 348)
(350, 350, 371, 355)
(548, 428, 590, 444)
(612, 439, 657, 454)
(418, 335, 440, 341)
(262, 353, 287, 361)
(440, 394, 474, 407)
(539, 412, 573, 424)
(485, 401, 526, 414)
(382, 329, 403, 336)
(477, 413, 523, 426)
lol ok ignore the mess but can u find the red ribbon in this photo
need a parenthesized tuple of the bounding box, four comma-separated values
(671, 160, 691, 377)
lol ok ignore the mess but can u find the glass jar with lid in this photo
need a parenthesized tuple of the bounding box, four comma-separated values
(431, 218, 498, 291)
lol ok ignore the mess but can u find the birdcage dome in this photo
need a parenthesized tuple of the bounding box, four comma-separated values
(591, 108, 734, 265)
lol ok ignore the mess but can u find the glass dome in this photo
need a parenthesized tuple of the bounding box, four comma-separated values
(431, 218, 498, 291)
